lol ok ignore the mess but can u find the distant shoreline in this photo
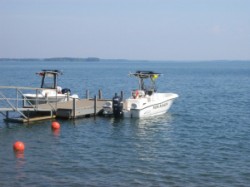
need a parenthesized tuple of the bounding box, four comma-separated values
(0, 57, 249, 63)
(0, 57, 101, 62)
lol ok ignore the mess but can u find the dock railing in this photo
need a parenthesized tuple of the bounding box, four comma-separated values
(0, 86, 58, 120)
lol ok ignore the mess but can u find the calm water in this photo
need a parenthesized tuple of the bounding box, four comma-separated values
(0, 60, 250, 186)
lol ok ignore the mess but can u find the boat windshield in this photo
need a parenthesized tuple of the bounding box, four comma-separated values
(42, 73, 56, 88)
(38, 70, 62, 89)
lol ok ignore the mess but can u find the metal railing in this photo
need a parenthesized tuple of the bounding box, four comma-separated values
(0, 86, 59, 119)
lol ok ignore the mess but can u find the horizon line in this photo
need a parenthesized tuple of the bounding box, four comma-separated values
(0, 57, 249, 62)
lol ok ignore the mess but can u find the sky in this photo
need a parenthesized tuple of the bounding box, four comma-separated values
(0, 0, 250, 61)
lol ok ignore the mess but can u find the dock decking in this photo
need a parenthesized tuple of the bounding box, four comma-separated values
(55, 99, 108, 118)
(0, 86, 112, 123)
(2, 99, 109, 123)
(4, 99, 108, 123)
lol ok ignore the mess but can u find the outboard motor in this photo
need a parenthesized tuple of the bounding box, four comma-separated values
(112, 93, 123, 118)
(62, 88, 71, 95)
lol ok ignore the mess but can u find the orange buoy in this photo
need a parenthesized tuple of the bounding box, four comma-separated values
(13, 141, 25, 152)
(51, 121, 60, 130)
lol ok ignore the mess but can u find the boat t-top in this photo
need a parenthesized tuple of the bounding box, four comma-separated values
(23, 70, 79, 105)
(103, 71, 178, 118)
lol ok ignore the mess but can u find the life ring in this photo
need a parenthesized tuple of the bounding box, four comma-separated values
(133, 90, 139, 99)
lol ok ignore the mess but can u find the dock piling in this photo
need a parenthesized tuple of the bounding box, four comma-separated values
(6, 111, 9, 121)
(73, 98, 76, 118)
(94, 95, 97, 116)
(98, 89, 102, 99)
(67, 92, 70, 101)
(121, 91, 124, 100)
(86, 90, 89, 99)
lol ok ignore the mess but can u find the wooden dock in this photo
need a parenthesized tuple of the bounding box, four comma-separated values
(0, 86, 113, 123)
(4, 99, 109, 123)
(55, 99, 108, 118)
(9, 99, 107, 123)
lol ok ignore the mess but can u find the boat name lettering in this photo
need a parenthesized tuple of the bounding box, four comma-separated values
(153, 102, 168, 109)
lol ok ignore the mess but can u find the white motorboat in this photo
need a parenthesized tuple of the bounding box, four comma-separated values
(23, 70, 79, 106)
(103, 71, 178, 118)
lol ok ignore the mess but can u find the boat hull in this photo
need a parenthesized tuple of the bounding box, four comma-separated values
(123, 97, 175, 118)
(23, 94, 68, 105)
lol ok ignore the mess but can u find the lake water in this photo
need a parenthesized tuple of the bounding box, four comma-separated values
(0, 60, 249, 186)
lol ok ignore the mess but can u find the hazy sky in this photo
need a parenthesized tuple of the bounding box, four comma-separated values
(1, 0, 250, 60)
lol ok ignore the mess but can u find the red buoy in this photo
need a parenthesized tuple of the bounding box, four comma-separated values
(13, 141, 25, 152)
(51, 121, 60, 130)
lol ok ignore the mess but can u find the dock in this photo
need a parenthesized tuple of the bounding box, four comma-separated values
(0, 86, 112, 123)
(55, 99, 107, 118)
